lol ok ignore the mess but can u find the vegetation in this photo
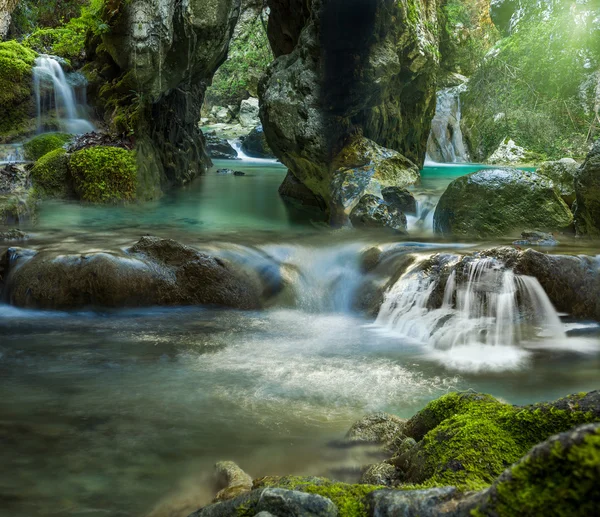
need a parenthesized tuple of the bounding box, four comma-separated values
(69, 146, 137, 202)
(31, 148, 71, 197)
(23, 133, 72, 161)
(462, 0, 600, 160)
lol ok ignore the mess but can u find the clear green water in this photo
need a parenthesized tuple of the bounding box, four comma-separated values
(1, 160, 599, 517)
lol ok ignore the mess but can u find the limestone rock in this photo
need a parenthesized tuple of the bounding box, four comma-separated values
(537, 158, 579, 205)
(349, 195, 408, 233)
(487, 138, 527, 164)
(345, 412, 407, 452)
(574, 140, 600, 236)
(0, 0, 19, 40)
(278, 170, 325, 210)
(433, 169, 574, 238)
(360, 463, 401, 487)
(382, 187, 417, 216)
(239, 97, 260, 127)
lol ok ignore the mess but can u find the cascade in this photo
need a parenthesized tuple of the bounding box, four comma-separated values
(425, 84, 470, 164)
(228, 138, 278, 164)
(33, 55, 95, 135)
(375, 256, 565, 350)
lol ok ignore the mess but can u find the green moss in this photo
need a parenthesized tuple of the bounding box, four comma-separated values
(0, 41, 37, 137)
(24, 133, 72, 161)
(31, 148, 71, 197)
(255, 476, 385, 517)
(407, 392, 596, 491)
(69, 146, 137, 203)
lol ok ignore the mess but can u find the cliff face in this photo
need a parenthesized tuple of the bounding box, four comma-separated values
(90, 0, 241, 196)
(0, 0, 19, 39)
(260, 0, 444, 220)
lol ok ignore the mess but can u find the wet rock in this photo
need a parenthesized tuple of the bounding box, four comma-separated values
(1, 236, 264, 310)
(0, 163, 34, 224)
(433, 169, 574, 237)
(241, 126, 275, 159)
(216, 168, 245, 176)
(66, 132, 132, 153)
(382, 187, 417, 216)
(278, 170, 326, 210)
(189, 488, 338, 517)
(537, 158, 579, 205)
(213, 461, 253, 502)
(512, 231, 558, 247)
(345, 412, 407, 452)
(487, 138, 527, 164)
(367, 487, 462, 517)
(239, 97, 260, 128)
(211, 106, 234, 124)
(360, 463, 401, 487)
(0, 228, 27, 241)
(574, 140, 600, 236)
(349, 195, 408, 233)
(206, 132, 238, 159)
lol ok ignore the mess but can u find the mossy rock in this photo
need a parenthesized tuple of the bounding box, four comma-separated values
(0, 41, 37, 138)
(31, 148, 71, 198)
(433, 169, 574, 238)
(24, 133, 73, 161)
(69, 146, 137, 203)
(401, 391, 599, 491)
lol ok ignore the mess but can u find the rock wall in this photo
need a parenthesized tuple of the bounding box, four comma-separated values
(89, 0, 241, 196)
(0, 0, 18, 40)
(574, 140, 600, 236)
(260, 0, 442, 221)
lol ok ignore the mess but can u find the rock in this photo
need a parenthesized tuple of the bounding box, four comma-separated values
(487, 138, 527, 164)
(239, 97, 260, 128)
(213, 461, 253, 502)
(1, 236, 264, 310)
(349, 195, 408, 233)
(0, 0, 19, 40)
(23, 133, 72, 161)
(367, 487, 461, 517)
(241, 126, 275, 159)
(260, 0, 441, 220)
(345, 412, 406, 452)
(278, 170, 326, 210)
(211, 106, 234, 124)
(537, 158, 579, 205)
(66, 132, 132, 153)
(512, 231, 558, 247)
(0, 228, 27, 241)
(466, 423, 600, 516)
(31, 148, 71, 198)
(381, 187, 417, 215)
(433, 169, 574, 238)
(205, 132, 239, 159)
(0, 163, 34, 224)
(189, 488, 338, 517)
(360, 463, 401, 487)
(216, 168, 245, 176)
(574, 140, 600, 236)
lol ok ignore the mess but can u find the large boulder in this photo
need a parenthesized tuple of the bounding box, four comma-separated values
(487, 138, 527, 165)
(241, 125, 275, 158)
(278, 170, 325, 210)
(537, 157, 579, 206)
(0, 236, 264, 310)
(574, 140, 600, 236)
(349, 195, 408, 233)
(205, 132, 239, 159)
(238, 97, 260, 127)
(434, 169, 574, 238)
(260, 0, 441, 220)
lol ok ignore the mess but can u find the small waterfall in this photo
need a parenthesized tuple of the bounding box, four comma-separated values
(425, 84, 470, 164)
(227, 139, 277, 164)
(33, 55, 95, 135)
(375, 256, 565, 351)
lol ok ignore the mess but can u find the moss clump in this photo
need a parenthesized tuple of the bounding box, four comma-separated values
(69, 146, 137, 203)
(0, 41, 37, 138)
(31, 148, 70, 197)
(255, 476, 385, 517)
(24, 133, 72, 161)
(404, 392, 596, 491)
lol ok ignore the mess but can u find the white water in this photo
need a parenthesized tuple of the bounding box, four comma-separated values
(33, 55, 95, 135)
(228, 138, 279, 164)
(374, 255, 568, 372)
(425, 84, 470, 164)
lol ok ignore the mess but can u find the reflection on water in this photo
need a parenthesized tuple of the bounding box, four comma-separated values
(1, 160, 599, 516)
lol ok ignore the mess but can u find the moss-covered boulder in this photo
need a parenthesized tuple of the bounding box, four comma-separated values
(69, 146, 137, 203)
(433, 169, 574, 238)
(23, 133, 72, 161)
(574, 140, 600, 237)
(399, 391, 599, 490)
(30, 148, 71, 197)
(537, 158, 579, 206)
(0, 40, 36, 140)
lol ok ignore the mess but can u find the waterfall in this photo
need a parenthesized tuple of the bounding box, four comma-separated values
(227, 139, 277, 164)
(375, 256, 565, 351)
(33, 55, 95, 135)
(425, 84, 470, 164)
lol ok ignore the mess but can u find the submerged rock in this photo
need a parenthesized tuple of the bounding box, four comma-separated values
(574, 140, 600, 236)
(434, 169, 573, 238)
(241, 126, 275, 159)
(349, 195, 408, 233)
(0, 236, 264, 310)
(512, 230, 558, 247)
(537, 158, 579, 206)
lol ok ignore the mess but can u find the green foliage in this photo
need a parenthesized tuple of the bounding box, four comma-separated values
(24, 133, 72, 161)
(69, 146, 137, 202)
(407, 392, 596, 490)
(31, 148, 71, 197)
(206, 10, 273, 108)
(9, 0, 89, 36)
(0, 41, 36, 137)
(462, 1, 600, 160)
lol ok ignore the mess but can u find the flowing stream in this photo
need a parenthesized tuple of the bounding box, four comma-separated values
(1, 159, 599, 517)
